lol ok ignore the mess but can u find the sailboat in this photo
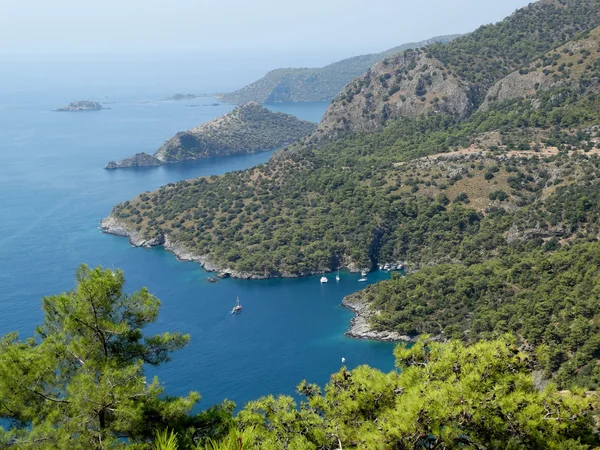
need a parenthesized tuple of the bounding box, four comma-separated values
(336, 269, 340, 282)
(231, 296, 242, 314)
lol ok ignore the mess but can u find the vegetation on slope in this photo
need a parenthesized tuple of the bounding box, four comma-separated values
(108, 85, 600, 276)
(215, 36, 459, 104)
(428, 0, 600, 92)
(1, 268, 598, 448)
(354, 240, 600, 389)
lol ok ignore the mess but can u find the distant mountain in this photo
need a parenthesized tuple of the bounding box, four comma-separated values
(54, 101, 104, 112)
(104, 102, 317, 169)
(215, 35, 460, 104)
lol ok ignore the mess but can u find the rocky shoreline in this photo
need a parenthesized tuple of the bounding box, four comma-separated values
(342, 294, 414, 342)
(99, 216, 336, 280)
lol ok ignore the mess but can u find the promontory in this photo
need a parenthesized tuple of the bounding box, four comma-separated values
(54, 101, 104, 111)
(104, 102, 317, 169)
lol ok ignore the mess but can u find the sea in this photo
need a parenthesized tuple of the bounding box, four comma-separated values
(0, 54, 397, 411)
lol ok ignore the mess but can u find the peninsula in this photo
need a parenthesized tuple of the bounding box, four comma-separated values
(54, 101, 104, 111)
(104, 102, 317, 169)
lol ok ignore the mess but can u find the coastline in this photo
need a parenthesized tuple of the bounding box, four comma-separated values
(341, 293, 414, 343)
(99, 215, 349, 280)
(101, 215, 408, 343)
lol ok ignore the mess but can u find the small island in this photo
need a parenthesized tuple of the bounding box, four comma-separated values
(54, 101, 104, 112)
(160, 93, 199, 101)
(105, 102, 317, 169)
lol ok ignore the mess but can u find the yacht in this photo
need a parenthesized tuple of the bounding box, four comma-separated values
(361, 270, 367, 277)
(231, 296, 242, 314)
(358, 277, 368, 282)
(320, 275, 328, 283)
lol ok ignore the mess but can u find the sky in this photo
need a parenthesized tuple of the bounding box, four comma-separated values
(2, 0, 535, 58)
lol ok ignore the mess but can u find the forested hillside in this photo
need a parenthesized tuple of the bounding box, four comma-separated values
(102, 0, 600, 379)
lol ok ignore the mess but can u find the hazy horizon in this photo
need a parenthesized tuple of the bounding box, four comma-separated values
(3, 0, 533, 57)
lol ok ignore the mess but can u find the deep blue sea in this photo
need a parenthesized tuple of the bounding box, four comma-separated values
(0, 58, 396, 411)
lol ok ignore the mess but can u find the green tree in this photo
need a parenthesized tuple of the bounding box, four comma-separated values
(0, 265, 199, 449)
(212, 337, 598, 449)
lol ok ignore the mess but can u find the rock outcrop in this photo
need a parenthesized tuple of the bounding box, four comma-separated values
(342, 294, 413, 342)
(105, 153, 162, 169)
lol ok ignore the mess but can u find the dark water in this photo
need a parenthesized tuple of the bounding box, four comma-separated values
(0, 71, 396, 410)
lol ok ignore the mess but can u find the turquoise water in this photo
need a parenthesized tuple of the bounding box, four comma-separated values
(0, 72, 396, 410)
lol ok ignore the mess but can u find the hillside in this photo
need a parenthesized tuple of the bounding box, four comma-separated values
(102, 0, 600, 275)
(316, 0, 600, 139)
(104, 102, 316, 169)
(215, 35, 459, 104)
(101, 0, 600, 389)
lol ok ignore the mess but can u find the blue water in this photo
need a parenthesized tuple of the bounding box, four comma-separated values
(0, 66, 396, 411)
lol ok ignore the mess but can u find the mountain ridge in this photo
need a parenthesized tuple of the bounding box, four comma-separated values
(215, 35, 460, 104)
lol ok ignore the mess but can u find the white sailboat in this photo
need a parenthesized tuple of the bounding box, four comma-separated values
(231, 296, 242, 314)
(336, 270, 340, 282)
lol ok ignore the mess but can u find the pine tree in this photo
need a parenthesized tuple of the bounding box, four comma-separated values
(0, 265, 199, 449)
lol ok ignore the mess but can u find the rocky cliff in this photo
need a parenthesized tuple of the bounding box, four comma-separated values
(105, 102, 317, 168)
(317, 49, 474, 139)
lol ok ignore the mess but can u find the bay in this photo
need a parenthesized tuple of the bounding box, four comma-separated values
(0, 61, 396, 410)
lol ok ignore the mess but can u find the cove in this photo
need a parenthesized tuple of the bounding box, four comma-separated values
(0, 81, 396, 411)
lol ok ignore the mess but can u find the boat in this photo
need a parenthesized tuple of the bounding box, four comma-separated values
(361, 270, 367, 277)
(336, 270, 340, 281)
(383, 263, 390, 270)
(358, 277, 368, 282)
(320, 276, 328, 283)
(231, 296, 242, 314)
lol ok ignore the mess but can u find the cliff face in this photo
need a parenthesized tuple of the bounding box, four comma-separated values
(317, 50, 474, 139)
(216, 35, 459, 104)
(105, 102, 317, 168)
